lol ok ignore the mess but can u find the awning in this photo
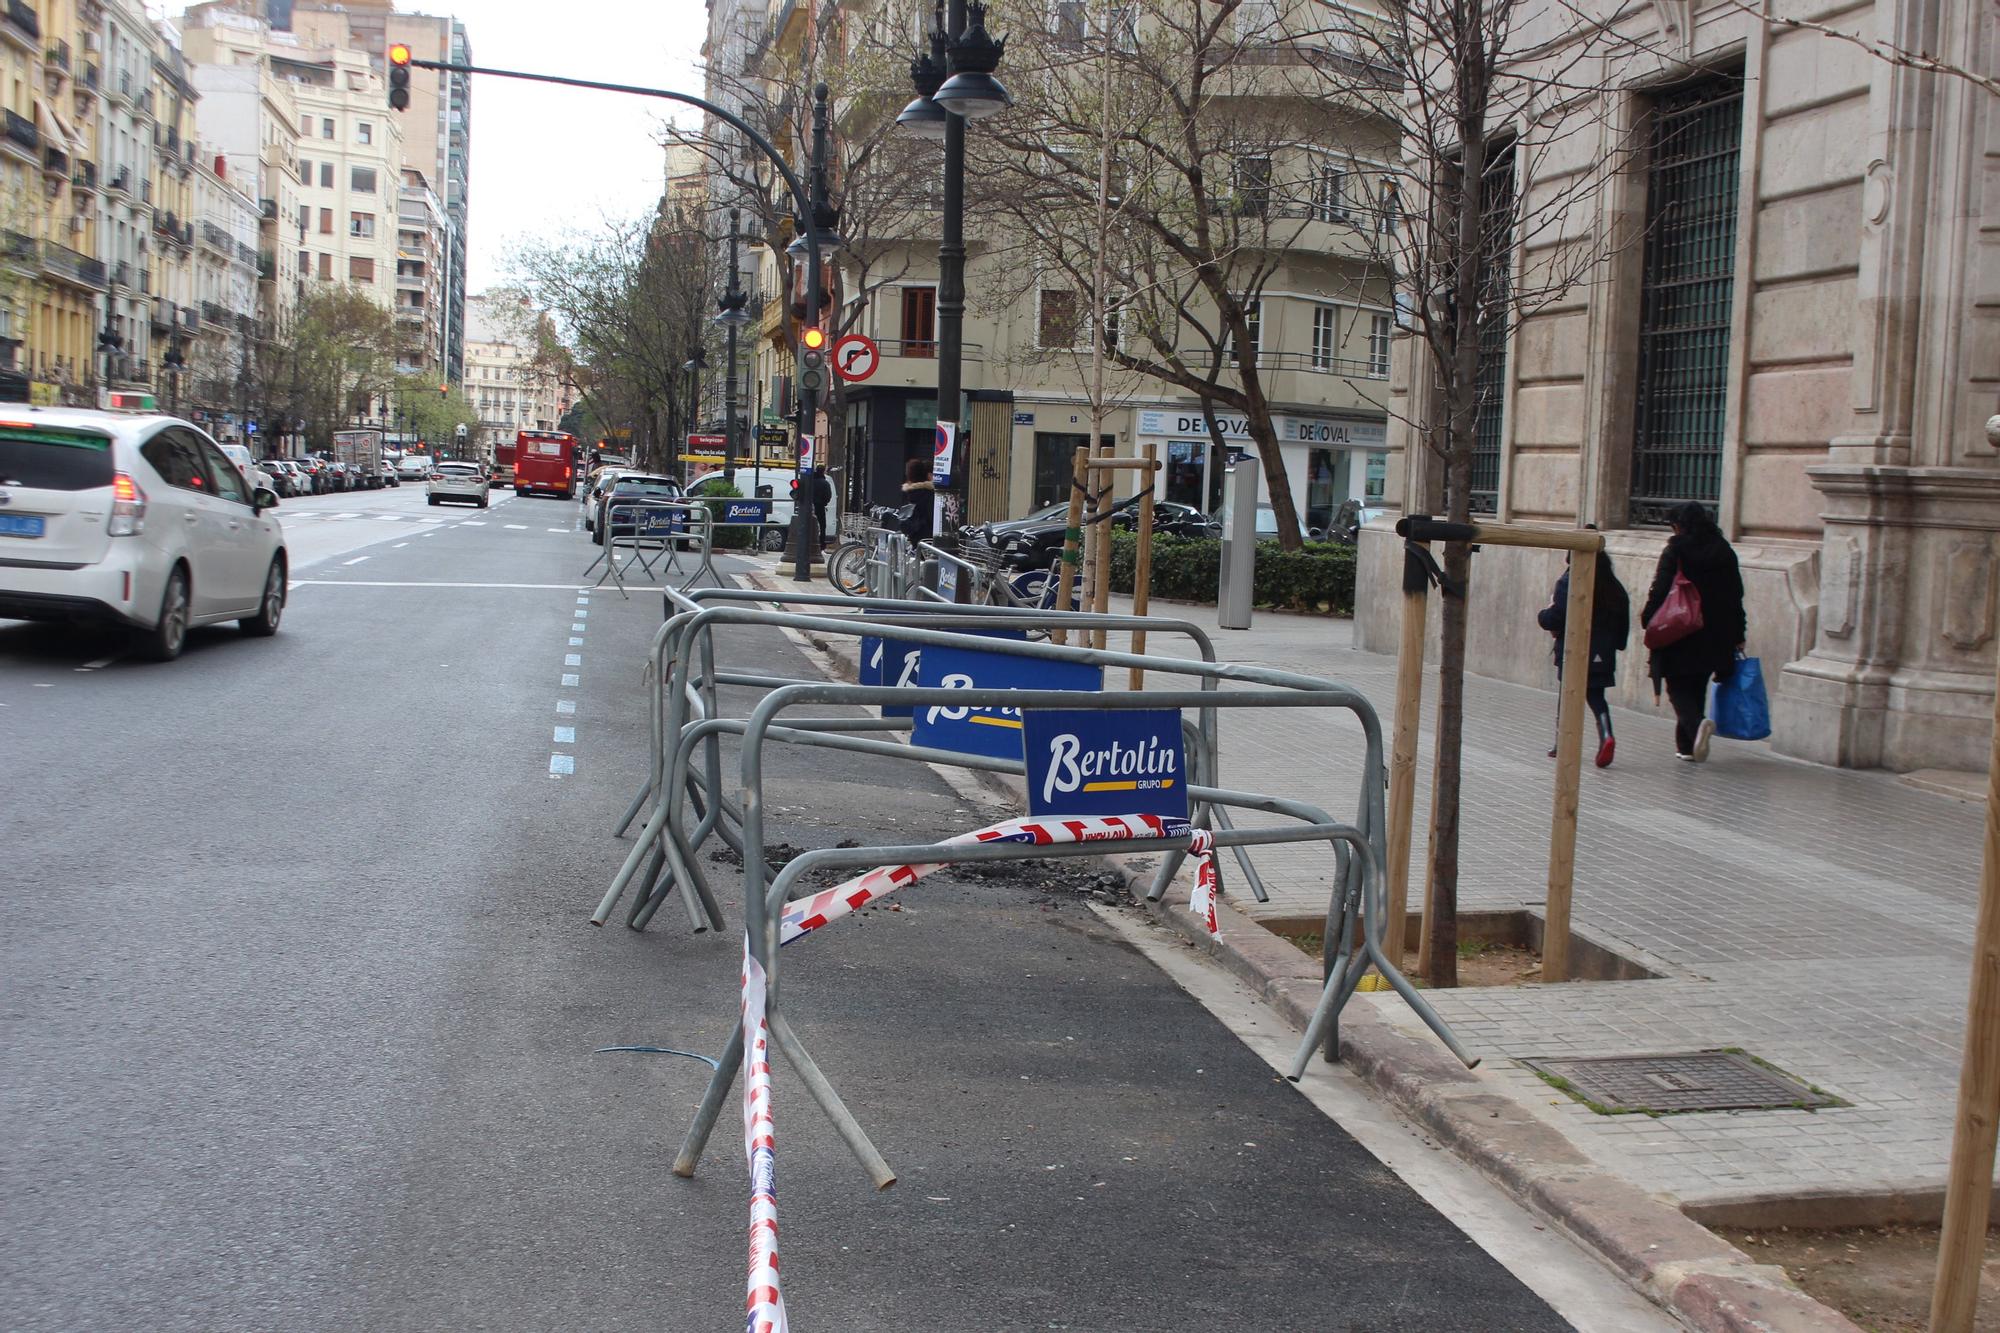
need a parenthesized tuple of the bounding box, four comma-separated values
(37, 102, 82, 155)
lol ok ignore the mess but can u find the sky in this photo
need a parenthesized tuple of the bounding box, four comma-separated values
(453, 1, 710, 293)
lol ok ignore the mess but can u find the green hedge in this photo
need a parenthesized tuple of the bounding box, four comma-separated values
(688, 479, 755, 549)
(1109, 531, 1356, 616)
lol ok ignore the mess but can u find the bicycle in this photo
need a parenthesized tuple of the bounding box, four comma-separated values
(827, 505, 912, 596)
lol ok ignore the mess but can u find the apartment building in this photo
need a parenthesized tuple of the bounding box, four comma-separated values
(18, 0, 107, 402)
(464, 290, 563, 453)
(95, 0, 158, 394)
(284, 49, 400, 300)
(188, 145, 259, 423)
(1365, 0, 2000, 774)
(148, 35, 198, 407)
(718, 0, 1396, 527)
(289, 1, 468, 381)
(394, 166, 444, 376)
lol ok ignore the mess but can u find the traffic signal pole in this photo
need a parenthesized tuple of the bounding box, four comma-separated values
(790, 86, 832, 584)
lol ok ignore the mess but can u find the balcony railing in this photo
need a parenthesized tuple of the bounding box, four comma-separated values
(150, 295, 171, 328)
(107, 166, 128, 194)
(259, 198, 277, 221)
(3, 109, 36, 153)
(5, 0, 40, 42)
(181, 307, 198, 333)
(1177, 346, 1390, 380)
(81, 62, 98, 91)
(40, 240, 106, 288)
(45, 39, 67, 69)
(40, 143, 66, 176)
(236, 240, 257, 267)
(138, 266, 150, 294)
(201, 219, 231, 251)
(202, 300, 228, 325)
(3, 228, 34, 264)
(139, 178, 150, 203)
(71, 158, 94, 190)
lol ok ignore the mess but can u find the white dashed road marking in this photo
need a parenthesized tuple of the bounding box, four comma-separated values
(504, 524, 528, 529)
(564, 654, 581, 666)
(461, 521, 487, 526)
(549, 753, 575, 777)
(553, 726, 575, 744)
(569, 636, 583, 646)
(571, 622, 586, 632)
(546, 527, 567, 533)
(556, 700, 576, 714)
(561, 673, 579, 686)
(76, 654, 121, 672)
(393, 542, 409, 548)
(343, 556, 369, 565)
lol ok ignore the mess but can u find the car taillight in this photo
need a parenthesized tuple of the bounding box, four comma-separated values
(109, 472, 147, 536)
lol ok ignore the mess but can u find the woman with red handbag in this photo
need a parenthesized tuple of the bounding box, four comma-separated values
(1640, 501, 1747, 762)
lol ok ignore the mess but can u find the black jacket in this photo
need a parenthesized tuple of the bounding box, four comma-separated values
(1537, 554, 1630, 686)
(1641, 530, 1746, 682)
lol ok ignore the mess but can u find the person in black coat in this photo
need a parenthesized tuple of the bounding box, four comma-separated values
(1537, 544, 1630, 768)
(1640, 500, 1747, 762)
(811, 468, 834, 549)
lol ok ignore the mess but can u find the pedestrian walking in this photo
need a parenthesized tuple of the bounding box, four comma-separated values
(1640, 501, 1747, 762)
(812, 468, 834, 549)
(1536, 542, 1630, 768)
(900, 456, 935, 544)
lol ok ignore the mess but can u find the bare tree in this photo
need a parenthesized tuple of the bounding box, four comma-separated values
(1314, 0, 1659, 983)
(977, 0, 1395, 548)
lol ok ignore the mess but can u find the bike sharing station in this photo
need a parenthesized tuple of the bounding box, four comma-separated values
(585, 578, 1482, 1326)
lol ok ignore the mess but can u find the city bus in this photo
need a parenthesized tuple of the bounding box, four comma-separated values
(512, 429, 579, 499)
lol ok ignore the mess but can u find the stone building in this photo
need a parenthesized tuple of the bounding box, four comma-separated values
(1359, 0, 2000, 775)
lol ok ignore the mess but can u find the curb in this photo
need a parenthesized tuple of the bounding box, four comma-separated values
(734, 565, 1860, 1331)
(1139, 891, 1865, 1333)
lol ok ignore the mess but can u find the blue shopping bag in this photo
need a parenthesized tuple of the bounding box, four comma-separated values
(1710, 655, 1772, 741)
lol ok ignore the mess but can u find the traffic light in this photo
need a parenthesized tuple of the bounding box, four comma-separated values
(798, 326, 827, 407)
(387, 43, 411, 111)
(438, 382, 448, 398)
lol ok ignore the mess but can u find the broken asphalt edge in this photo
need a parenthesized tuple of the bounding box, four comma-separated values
(732, 567, 1861, 1332)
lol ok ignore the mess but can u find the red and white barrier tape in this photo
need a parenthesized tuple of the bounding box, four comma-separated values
(741, 812, 1219, 1327)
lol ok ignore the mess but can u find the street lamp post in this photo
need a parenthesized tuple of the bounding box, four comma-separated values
(716, 208, 751, 488)
(900, 0, 1009, 546)
(96, 313, 122, 406)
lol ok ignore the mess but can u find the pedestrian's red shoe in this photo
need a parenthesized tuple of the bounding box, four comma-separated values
(1595, 735, 1615, 768)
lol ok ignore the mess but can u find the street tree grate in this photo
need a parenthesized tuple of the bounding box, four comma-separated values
(1521, 1050, 1842, 1115)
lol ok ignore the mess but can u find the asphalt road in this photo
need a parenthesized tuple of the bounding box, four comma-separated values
(0, 488, 1635, 1330)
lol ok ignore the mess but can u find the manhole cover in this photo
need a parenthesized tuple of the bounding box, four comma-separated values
(1520, 1050, 1841, 1114)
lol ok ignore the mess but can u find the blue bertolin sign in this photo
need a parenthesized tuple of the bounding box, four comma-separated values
(720, 498, 770, 523)
(912, 644, 1102, 759)
(1023, 709, 1189, 820)
(861, 622, 1029, 721)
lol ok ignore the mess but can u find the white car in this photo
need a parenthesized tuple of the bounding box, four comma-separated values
(0, 406, 288, 661)
(427, 461, 490, 508)
(218, 442, 276, 497)
(397, 454, 433, 481)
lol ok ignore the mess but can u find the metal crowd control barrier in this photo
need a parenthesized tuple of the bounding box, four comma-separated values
(584, 500, 714, 597)
(597, 589, 1276, 935)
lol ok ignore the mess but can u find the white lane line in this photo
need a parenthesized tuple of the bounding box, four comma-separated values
(393, 542, 409, 549)
(569, 636, 583, 646)
(461, 520, 487, 526)
(564, 653, 582, 666)
(571, 622, 586, 632)
(561, 673, 580, 686)
(76, 654, 121, 672)
(556, 700, 576, 714)
(504, 523, 529, 530)
(419, 531, 437, 537)
(343, 556, 369, 565)
(553, 726, 575, 744)
(546, 527, 568, 533)
(32, 682, 53, 688)
(575, 608, 588, 617)
(549, 753, 575, 777)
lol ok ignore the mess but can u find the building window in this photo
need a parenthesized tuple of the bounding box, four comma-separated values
(1630, 77, 1743, 526)
(319, 162, 332, 188)
(298, 156, 309, 181)
(351, 166, 377, 194)
(358, 121, 373, 145)
(322, 117, 335, 139)
(1232, 155, 1271, 218)
(1470, 143, 1515, 515)
(1313, 161, 1346, 223)
(318, 252, 332, 280)
(319, 208, 333, 234)
(1369, 313, 1391, 377)
(298, 204, 310, 232)
(1037, 288, 1081, 350)
(900, 286, 936, 357)
(297, 248, 308, 275)
(350, 212, 375, 238)
(1311, 304, 1336, 370)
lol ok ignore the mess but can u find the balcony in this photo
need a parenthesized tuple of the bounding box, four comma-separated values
(201, 219, 230, 251)
(139, 178, 150, 204)
(259, 198, 277, 221)
(107, 166, 128, 195)
(3, 0, 39, 46)
(181, 307, 198, 333)
(40, 239, 105, 289)
(3, 228, 34, 265)
(3, 109, 37, 156)
(40, 142, 66, 177)
(111, 260, 131, 289)
(202, 300, 227, 325)
(71, 159, 95, 192)
(138, 267, 149, 293)
(235, 240, 257, 267)
(45, 39, 67, 69)
(80, 63, 97, 92)
(150, 295, 171, 329)
(1178, 346, 1390, 382)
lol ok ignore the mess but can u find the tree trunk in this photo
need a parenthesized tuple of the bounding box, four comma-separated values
(1423, 444, 1475, 989)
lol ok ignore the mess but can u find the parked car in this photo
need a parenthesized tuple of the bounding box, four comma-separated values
(579, 467, 634, 533)
(294, 457, 327, 494)
(396, 454, 433, 482)
(380, 456, 401, 487)
(261, 459, 303, 496)
(0, 407, 288, 660)
(590, 474, 680, 543)
(427, 460, 490, 508)
(974, 496, 1219, 572)
(216, 442, 276, 498)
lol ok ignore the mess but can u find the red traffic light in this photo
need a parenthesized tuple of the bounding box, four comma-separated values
(438, 383, 449, 397)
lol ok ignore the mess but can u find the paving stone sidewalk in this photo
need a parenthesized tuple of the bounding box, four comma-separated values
(1118, 592, 1984, 1212)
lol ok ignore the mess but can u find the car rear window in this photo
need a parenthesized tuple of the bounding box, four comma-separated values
(438, 464, 480, 475)
(0, 426, 116, 491)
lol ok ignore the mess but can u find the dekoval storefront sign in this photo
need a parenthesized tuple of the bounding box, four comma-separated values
(1135, 409, 1386, 449)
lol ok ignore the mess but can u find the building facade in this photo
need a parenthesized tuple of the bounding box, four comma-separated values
(394, 164, 444, 376)
(465, 290, 564, 454)
(1360, 0, 2000, 775)
(188, 145, 258, 427)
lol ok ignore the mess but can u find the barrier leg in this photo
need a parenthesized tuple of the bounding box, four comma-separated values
(767, 1011, 897, 1191)
(673, 1021, 744, 1179)
(593, 802, 668, 924)
(612, 773, 652, 838)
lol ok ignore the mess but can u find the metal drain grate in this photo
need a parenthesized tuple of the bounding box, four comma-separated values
(1521, 1050, 1841, 1114)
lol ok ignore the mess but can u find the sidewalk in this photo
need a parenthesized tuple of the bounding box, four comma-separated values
(1116, 591, 1983, 1216)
